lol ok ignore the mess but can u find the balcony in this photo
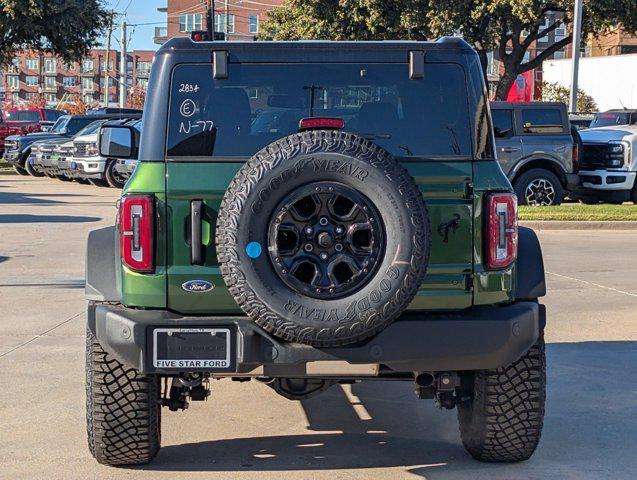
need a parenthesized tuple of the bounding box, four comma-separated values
(154, 26, 168, 45)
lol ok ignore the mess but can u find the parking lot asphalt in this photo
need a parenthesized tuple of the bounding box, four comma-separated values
(1, 175, 636, 480)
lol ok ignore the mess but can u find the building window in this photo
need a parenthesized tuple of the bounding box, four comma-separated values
(553, 50, 565, 59)
(137, 78, 149, 90)
(215, 14, 234, 33)
(44, 58, 57, 74)
(25, 58, 39, 70)
(100, 60, 114, 72)
(127, 61, 134, 74)
(45, 76, 57, 88)
(137, 61, 152, 75)
(82, 59, 95, 73)
(99, 77, 115, 88)
(7, 75, 19, 89)
(179, 13, 202, 32)
(555, 26, 565, 41)
(62, 76, 77, 87)
(249, 14, 259, 34)
(25, 76, 39, 86)
(8, 57, 20, 72)
(82, 93, 93, 104)
(11, 92, 20, 102)
(82, 77, 94, 91)
(44, 93, 57, 103)
(24, 92, 36, 101)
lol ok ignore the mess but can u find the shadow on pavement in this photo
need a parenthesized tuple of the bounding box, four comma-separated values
(0, 190, 91, 205)
(0, 214, 101, 223)
(140, 341, 637, 478)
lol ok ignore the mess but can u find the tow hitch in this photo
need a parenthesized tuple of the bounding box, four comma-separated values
(414, 372, 462, 409)
(160, 373, 211, 411)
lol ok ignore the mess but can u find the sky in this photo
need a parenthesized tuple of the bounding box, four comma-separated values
(101, 0, 167, 52)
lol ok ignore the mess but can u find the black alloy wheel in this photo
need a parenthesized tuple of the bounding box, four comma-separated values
(268, 182, 385, 299)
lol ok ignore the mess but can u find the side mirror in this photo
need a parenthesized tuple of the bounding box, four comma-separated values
(98, 125, 138, 159)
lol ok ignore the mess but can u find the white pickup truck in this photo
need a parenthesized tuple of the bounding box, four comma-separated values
(572, 125, 637, 204)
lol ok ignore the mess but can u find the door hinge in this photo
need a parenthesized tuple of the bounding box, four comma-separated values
(465, 273, 474, 291)
(464, 181, 474, 199)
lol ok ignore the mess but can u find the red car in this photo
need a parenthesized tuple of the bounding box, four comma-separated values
(0, 108, 65, 154)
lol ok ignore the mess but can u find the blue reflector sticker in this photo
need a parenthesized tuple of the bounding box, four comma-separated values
(246, 241, 262, 259)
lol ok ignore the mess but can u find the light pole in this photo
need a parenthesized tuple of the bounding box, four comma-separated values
(569, 0, 584, 112)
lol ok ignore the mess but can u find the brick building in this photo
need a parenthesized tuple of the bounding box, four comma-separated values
(153, 0, 283, 44)
(0, 49, 155, 107)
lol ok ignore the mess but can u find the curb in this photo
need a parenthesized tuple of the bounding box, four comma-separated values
(520, 220, 637, 230)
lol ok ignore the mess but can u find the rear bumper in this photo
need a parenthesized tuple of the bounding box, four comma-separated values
(88, 301, 543, 376)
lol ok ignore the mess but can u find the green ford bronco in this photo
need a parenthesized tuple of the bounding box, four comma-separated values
(86, 37, 547, 466)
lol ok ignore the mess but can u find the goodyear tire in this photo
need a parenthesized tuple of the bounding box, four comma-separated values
(86, 327, 161, 465)
(216, 131, 430, 347)
(457, 334, 546, 462)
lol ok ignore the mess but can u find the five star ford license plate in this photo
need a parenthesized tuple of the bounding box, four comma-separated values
(153, 328, 231, 369)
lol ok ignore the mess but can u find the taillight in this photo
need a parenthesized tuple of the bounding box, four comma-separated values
(118, 195, 155, 272)
(485, 193, 518, 270)
(299, 117, 345, 131)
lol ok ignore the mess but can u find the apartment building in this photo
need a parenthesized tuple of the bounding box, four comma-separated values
(153, 0, 282, 44)
(0, 49, 155, 107)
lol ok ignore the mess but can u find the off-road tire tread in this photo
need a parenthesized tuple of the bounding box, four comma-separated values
(458, 335, 546, 462)
(86, 328, 160, 466)
(216, 130, 430, 347)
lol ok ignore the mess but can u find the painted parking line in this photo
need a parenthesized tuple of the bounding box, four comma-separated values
(547, 271, 637, 298)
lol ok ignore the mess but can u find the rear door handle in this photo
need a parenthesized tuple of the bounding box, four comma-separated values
(191, 200, 204, 265)
(501, 147, 521, 153)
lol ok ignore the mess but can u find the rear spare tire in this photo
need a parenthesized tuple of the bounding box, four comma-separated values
(216, 131, 430, 347)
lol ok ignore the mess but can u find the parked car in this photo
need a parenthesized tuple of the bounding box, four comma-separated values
(0, 108, 52, 161)
(491, 101, 580, 205)
(589, 109, 637, 129)
(64, 116, 141, 188)
(569, 113, 594, 130)
(114, 119, 143, 179)
(31, 120, 107, 180)
(570, 124, 637, 204)
(86, 37, 547, 466)
(2, 113, 140, 177)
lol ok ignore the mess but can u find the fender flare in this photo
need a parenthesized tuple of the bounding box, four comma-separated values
(515, 226, 546, 301)
(509, 157, 567, 185)
(85, 226, 121, 302)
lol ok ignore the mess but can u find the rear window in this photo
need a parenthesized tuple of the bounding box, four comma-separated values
(590, 112, 630, 128)
(492, 109, 514, 137)
(44, 110, 63, 122)
(167, 63, 472, 159)
(521, 108, 564, 134)
(5, 110, 40, 122)
(66, 118, 98, 136)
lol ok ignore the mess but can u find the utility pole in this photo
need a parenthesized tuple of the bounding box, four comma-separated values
(569, 0, 584, 112)
(104, 12, 114, 107)
(119, 20, 127, 108)
(225, 0, 229, 36)
(206, 0, 215, 40)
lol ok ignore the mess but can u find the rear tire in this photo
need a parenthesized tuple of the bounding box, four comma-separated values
(105, 159, 127, 188)
(13, 164, 29, 176)
(457, 334, 546, 462)
(514, 169, 564, 206)
(86, 327, 161, 466)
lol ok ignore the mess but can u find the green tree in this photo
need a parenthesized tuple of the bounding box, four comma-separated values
(427, 0, 637, 99)
(0, 0, 109, 67)
(260, 0, 431, 41)
(541, 81, 597, 112)
(263, 0, 637, 100)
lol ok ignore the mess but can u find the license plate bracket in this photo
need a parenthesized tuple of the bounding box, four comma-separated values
(152, 327, 235, 371)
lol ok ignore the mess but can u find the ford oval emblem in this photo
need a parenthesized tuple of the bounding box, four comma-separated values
(182, 280, 214, 293)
